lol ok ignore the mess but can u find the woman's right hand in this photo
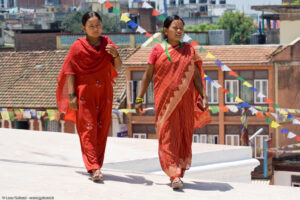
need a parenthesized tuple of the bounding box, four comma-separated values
(135, 103, 143, 115)
(69, 96, 78, 111)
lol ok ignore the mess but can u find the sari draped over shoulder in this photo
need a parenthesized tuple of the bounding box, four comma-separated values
(153, 42, 211, 177)
(56, 36, 118, 123)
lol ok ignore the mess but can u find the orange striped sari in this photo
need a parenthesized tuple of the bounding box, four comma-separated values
(153, 42, 211, 178)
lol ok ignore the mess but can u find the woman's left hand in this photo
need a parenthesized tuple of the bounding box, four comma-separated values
(105, 44, 118, 58)
(203, 96, 209, 111)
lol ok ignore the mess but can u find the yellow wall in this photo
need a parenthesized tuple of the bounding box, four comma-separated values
(280, 20, 300, 44)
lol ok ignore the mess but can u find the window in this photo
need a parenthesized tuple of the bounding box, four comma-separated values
(193, 134, 199, 143)
(0, 28, 2, 37)
(128, 71, 154, 106)
(195, 125, 219, 144)
(170, 0, 176, 6)
(225, 80, 239, 104)
(133, 133, 147, 139)
(200, 5, 208, 12)
(200, 0, 208, 3)
(226, 135, 240, 146)
(254, 80, 268, 104)
(206, 80, 218, 104)
(220, 0, 226, 4)
(179, 0, 184, 5)
(205, 71, 218, 104)
(225, 70, 268, 105)
(210, 0, 216, 4)
(189, 0, 196, 3)
(291, 176, 300, 187)
(253, 135, 269, 158)
(108, 7, 113, 13)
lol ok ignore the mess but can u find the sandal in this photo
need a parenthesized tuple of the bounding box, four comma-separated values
(92, 169, 103, 182)
(170, 175, 183, 189)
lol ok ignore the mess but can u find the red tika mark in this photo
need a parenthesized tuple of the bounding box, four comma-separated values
(105, 1, 114, 8)
(229, 71, 239, 77)
(264, 97, 272, 104)
(152, 9, 160, 16)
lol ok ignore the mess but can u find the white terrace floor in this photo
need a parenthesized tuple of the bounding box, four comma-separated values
(0, 128, 299, 200)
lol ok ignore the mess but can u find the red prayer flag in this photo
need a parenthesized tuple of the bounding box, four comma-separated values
(152, 9, 161, 16)
(229, 71, 239, 77)
(105, 1, 114, 8)
(219, 106, 229, 112)
(145, 32, 152, 38)
(190, 40, 200, 47)
(268, 107, 274, 113)
(223, 88, 229, 94)
(264, 97, 273, 104)
(296, 136, 300, 142)
(256, 112, 264, 117)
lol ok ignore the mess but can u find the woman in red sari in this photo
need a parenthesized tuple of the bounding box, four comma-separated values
(56, 12, 122, 182)
(135, 15, 211, 189)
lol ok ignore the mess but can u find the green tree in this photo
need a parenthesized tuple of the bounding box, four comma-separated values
(217, 11, 256, 44)
(61, 10, 120, 33)
(184, 11, 256, 44)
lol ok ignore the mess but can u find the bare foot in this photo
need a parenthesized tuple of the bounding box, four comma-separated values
(92, 169, 103, 182)
(171, 177, 183, 189)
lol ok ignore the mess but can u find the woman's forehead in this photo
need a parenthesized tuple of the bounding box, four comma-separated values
(86, 16, 102, 24)
(170, 20, 184, 27)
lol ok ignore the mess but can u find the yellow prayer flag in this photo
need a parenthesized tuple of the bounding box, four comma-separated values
(288, 109, 296, 113)
(206, 52, 216, 59)
(1, 111, 10, 120)
(279, 109, 288, 115)
(120, 14, 131, 23)
(271, 121, 280, 128)
(46, 109, 55, 121)
(243, 81, 253, 88)
(235, 96, 243, 103)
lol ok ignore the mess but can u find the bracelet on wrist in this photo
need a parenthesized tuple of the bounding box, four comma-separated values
(113, 52, 119, 58)
(135, 97, 143, 104)
(68, 93, 76, 98)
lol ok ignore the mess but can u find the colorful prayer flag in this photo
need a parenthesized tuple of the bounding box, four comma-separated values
(235, 96, 243, 103)
(293, 118, 300, 125)
(200, 46, 207, 53)
(281, 128, 289, 134)
(228, 71, 239, 77)
(271, 121, 280, 128)
(127, 20, 138, 29)
(105, 1, 114, 8)
(152, 9, 160, 16)
(250, 87, 258, 92)
(190, 41, 200, 47)
(136, 26, 146, 34)
(287, 132, 296, 139)
(265, 117, 272, 124)
(145, 32, 152, 38)
(112, 7, 120, 14)
(264, 97, 272, 104)
(215, 59, 223, 67)
(157, 15, 166, 22)
(221, 65, 231, 71)
(1, 111, 10, 120)
(243, 81, 253, 88)
(120, 13, 131, 23)
(206, 52, 216, 59)
(182, 34, 192, 43)
(142, 2, 153, 9)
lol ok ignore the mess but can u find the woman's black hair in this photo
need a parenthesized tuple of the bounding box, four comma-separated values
(163, 15, 185, 39)
(82, 11, 102, 26)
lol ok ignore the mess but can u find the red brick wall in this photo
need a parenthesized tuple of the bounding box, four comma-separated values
(60, 0, 81, 8)
(14, 32, 60, 51)
(17, 0, 45, 8)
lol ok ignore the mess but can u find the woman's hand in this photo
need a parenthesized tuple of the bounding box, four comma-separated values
(69, 96, 78, 111)
(203, 96, 208, 111)
(105, 44, 118, 58)
(135, 103, 143, 115)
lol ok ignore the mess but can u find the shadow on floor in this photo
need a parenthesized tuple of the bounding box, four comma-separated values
(76, 171, 154, 186)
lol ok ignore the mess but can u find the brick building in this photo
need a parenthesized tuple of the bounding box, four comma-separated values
(0, 46, 137, 134)
(17, 0, 45, 9)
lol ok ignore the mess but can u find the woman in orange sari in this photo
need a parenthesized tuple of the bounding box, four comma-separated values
(135, 15, 211, 189)
(56, 12, 122, 182)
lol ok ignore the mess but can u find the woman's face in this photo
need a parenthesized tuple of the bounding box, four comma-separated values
(164, 19, 184, 42)
(83, 16, 103, 38)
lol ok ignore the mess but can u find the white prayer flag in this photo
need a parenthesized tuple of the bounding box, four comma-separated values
(136, 26, 146, 34)
(142, 2, 153, 9)
(293, 118, 300, 125)
(287, 132, 296, 139)
(182, 34, 192, 43)
(249, 107, 258, 115)
(98, 0, 106, 3)
(257, 92, 266, 98)
(212, 81, 221, 89)
(227, 105, 239, 113)
(221, 65, 231, 72)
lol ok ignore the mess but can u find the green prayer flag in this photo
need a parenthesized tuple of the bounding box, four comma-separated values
(261, 107, 268, 112)
(227, 92, 235, 98)
(158, 15, 166, 21)
(153, 38, 160, 43)
(200, 46, 207, 53)
(211, 106, 220, 114)
(112, 7, 120, 14)
(273, 104, 280, 109)
(8, 111, 14, 121)
(296, 110, 300, 114)
(265, 117, 272, 124)
(237, 76, 244, 82)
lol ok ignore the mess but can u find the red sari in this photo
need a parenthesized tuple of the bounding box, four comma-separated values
(56, 36, 118, 172)
(149, 43, 211, 178)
